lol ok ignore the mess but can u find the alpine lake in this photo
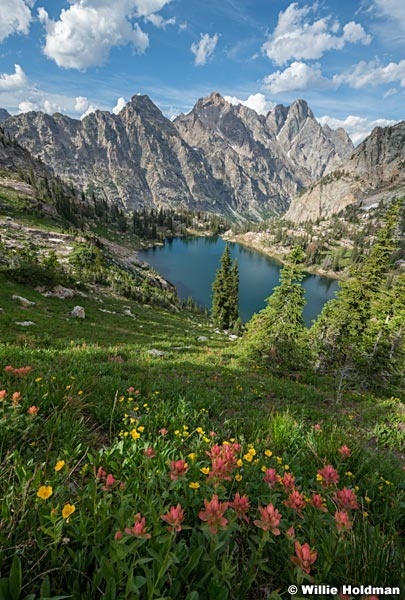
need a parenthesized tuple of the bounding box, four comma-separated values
(137, 236, 340, 326)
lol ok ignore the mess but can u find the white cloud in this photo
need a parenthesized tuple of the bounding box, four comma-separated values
(384, 87, 397, 98)
(112, 96, 127, 114)
(0, 65, 27, 91)
(318, 114, 398, 145)
(18, 100, 38, 113)
(0, 0, 32, 43)
(261, 3, 371, 66)
(263, 61, 328, 94)
(191, 33, 219, 66)
(224, 93, 274, 115)
(80, 104, 98, 119)
(145, 14, 175, 28)
(38, 2, 150, 69)
(334, 59, 405, 88)
(74, 96, 90, 113)
(373, 0, 405, 27)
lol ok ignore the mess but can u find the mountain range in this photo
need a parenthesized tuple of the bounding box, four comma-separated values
(1, 93, 403, 222)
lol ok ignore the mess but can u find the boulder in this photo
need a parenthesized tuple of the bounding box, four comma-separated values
(70, 306, 85, 319)
(12, 295, 35, 307)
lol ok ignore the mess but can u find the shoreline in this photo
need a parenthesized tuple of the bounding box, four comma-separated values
(222, 231, 344, 281)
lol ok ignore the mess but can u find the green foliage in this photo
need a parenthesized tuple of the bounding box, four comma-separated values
(310, 198, 405, 397)
(211, 244, 240, 330)
(241, 246, 309, 372)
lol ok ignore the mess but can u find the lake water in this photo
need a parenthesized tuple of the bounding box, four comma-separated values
(137, 236, 340, 326)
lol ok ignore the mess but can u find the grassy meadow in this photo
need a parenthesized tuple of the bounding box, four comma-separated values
(0, 271, 404, 599)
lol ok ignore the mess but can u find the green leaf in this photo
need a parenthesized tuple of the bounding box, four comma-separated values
(185, 592, 199, 600)
(0, 578, 11, 600)
(9, 556, 22, 600)
(182, 547, 203, 578)
(39, 576, 50, 598)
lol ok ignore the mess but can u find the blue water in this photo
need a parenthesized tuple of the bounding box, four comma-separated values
(138, 237, 340, 326)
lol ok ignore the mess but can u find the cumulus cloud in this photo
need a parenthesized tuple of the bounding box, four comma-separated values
(224, 93, 274, 115)
(334, 59, 405, 88)
(0, 0, 32, 43)
(318, 114, 398, 145)
(0, 65, 28, 91)
(191, 33, 219, 66)
(263, 61, 328, 94)
(145, 14, 175, 28)
(373, 0, 405, 27)
(19, 100, 38, 113)
(112, 96, 127, 114)
(38, 2, 152, 69)
(262, 3, 371, 66)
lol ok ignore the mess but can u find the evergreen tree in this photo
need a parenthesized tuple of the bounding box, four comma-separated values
(241, 246, 308, 371)
(310, 198, 404, 397)
(211, 244, 240, 330)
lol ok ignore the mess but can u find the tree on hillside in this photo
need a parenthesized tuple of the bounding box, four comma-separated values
(211, 244, 240, 330)
(241, 246, 308, 372)
(310, 197, 404, 397)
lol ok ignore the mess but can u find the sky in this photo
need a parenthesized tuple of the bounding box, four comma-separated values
(0, 0, 404, 144)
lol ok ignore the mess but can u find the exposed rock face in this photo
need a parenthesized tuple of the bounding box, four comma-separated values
(0, 126, 49, 179)
(0, 109, 11, 122)
(3, 93, 353, 219)
(286, 121, 405, 223)
(174, 94, 353, 217)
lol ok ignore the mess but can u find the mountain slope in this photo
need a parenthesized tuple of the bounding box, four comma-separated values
(3, 93, 352, 220)
(285, 121, 405, 223)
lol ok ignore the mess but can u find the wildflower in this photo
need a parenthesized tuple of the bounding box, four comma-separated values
(263, 468, 278, 487)
(143, 447, 156, 458)
(103, 474, 117, 490)
(284, 490, 306, 517)
(169, 459, 188, 480)
(364, 496, 371, 504)
(235, 474, 243, 482)
(198, 494, 229, 534)
(253, 503, 282, 535)
(137, 426, 145, 433)
(338, 445, 351, 458)
(114, 530, 123, 541)
(62, 504, 76, 520)
(78, 390, 83, 396)
(4, 365, 14, 372)
(11, 392, 21, 405)
(313, 423, 322, 432)
(345, 471, 354, 478)
(35, 377, 42, 383)
(189, 482, 200, 490)
(196, 427, 205, 435)
(127, 386, 135, 393)
(55, 460, 65, 472)
(125, 513, 151, 539)
(209, 431, 216, 437)
(229, 493, 250, 523)
(334, 510, 353, 532)
(280, 472, 295, 491)
(286, 526, 295, 540)
(334, 488, 359, 511)
(0, 390, 7, 400)
(37, 486, 53, 500)
(310, 493, 328, 512)
(188, 453, 197, 461)
(317, 465, 339, 487)
(264, 449, 273, 457)
(130, 429, 140, 440)
(236, 458, 243, 467)
(290, 541, 317, 574)
(243, 453, 253, 462)
(96, 466, 107, 479)
(161, 504, 185, 533)
(27, 405, 39, 416)
(200, 466, 210, 475)
(159, 428, 168, 436)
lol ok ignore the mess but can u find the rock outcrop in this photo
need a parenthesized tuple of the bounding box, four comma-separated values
(285, 121, 405, 223)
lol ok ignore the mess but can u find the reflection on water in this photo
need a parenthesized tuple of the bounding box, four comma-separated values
(138, 237, 340, 326)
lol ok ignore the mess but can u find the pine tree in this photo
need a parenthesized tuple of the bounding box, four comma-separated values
(310, 198, 404, 397)
(211, 244, 240, 330)
(241, 246, 308, 372)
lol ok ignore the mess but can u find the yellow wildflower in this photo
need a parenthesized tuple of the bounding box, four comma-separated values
(284, 465, 290, 470)
(200, 467, 210, 475)
(35, 377, 42, 383)
(202, 436, 210, 443)
(316, 473, 323, 481)
(37, 485, 53, 500)
(236, 459, 243, 467)
(138, 426, 145, 433)
(130, 429, 140, 440)
(196, 427, 205, 435)
(243, 453, 253, 462)
(188, 453, 197, 461)
(345, 471, 353, 478)
(62, 504, 76, 519)
(264, 449, 273, 457)
(54, 460, 65, 472)
(235, 474, 243, 482)
(365, 496, 371, 503)
(189, 482, 200, 490)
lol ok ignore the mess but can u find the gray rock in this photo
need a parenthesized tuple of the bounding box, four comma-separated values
(197, 336, 209, 342)
(15, 321, 35, 326)
(70, 306, 85, 319)
(40, 285, 75, 299)
(147, 349, 166, 356)
(12, 294, 35, 307)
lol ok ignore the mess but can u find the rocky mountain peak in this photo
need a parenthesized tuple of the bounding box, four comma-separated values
(0, 108, 11, 122)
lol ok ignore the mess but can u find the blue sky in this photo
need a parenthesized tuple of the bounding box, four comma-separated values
(0, 0, 404, 143)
